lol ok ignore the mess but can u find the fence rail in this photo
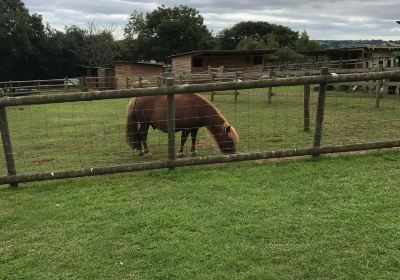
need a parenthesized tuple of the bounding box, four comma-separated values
(1, 69, 400, 187)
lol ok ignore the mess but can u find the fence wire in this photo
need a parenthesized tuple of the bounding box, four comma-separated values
(1, 75, 400, 183)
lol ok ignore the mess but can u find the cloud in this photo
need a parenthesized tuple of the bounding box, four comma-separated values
(23, 0, 400, 40)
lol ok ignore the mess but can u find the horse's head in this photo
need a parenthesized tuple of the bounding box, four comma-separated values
(215, 123, 239, 154)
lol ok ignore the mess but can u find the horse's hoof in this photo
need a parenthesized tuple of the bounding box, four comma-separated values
(177, 152, 185, 158)
(190, 151, 198, 157)
(137, 150, 144, 157)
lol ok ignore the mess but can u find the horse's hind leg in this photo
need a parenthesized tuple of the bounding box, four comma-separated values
(190, 128, 199, 157)
(178, 129, 190, 158)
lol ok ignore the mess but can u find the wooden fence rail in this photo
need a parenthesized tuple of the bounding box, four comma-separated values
(1, 70, 400, 187)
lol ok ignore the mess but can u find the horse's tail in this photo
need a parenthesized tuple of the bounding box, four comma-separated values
(126, 98, 140, 150)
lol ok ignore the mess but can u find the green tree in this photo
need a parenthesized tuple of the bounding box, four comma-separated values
(294, 30, 320, 52)
(236, 38, 267, 50)
(265, 47, 304, 63)
(217, 21, 299, 50)
(0, 0, 38, 79)
(124, 5, 215, 62)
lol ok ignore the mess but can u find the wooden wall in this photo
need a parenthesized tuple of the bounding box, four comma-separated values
(114, 63, 163, 89)
(172, 54, 263, 74)
(171, 56, 192, 74)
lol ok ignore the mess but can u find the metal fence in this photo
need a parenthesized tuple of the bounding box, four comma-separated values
(1, 68, 400, 187)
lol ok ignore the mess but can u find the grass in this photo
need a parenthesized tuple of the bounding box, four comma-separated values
(1, 151, 400, 279)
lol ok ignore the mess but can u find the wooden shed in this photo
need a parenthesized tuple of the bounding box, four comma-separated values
(170, 49, 275, 74)
(301, 46, 400, 69)
(81, 66, 115, 90)
(113, 61, 165, 89)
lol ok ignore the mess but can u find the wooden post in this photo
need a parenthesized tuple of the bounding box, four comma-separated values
(313, 67, 329, 154)
(375, 64, 383, 108)
(267, 87, 273, 104)
(126, 77, 129, 89)
(157, 76, 161, 87)
(138, 76, 143, 88)
(267, 71, 272, 104)
(304, 72, 311, 132)
(0, 91, 18, 187)
(64, 77, 68, 93)
(234, 71, 239, 102)
(166, 78, 175, 168)
(210, 73, 215, 101)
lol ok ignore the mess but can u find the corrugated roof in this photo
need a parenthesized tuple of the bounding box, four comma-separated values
(301, 46, 400, 55)
(112, 61, 165, 67)
(170, 49, 275, 58)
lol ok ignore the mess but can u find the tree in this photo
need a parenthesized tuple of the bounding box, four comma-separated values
(0, 0, 38, 79)
(124, 5, 215, 62)
(264, 47, 303, 63)
(236, 38, 267, 50)
(217, 21, 299, 50)
(294, 30, 320, 52)
(67, 23, 117, 67)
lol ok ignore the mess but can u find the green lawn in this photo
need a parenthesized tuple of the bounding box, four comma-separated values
(1, 152, 400, 279)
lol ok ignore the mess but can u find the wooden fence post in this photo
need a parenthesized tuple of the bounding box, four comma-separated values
(313, 67, 329, 154)
(166, 78, 176, 169)
(64, 77, 68, 93)
(210, 73, 215, 101)
(234, 71, 239, 102)
(138, 76, 143, 88)
(267, 87, 273, 104)
(375, 64, 383, 108)
(0, 91, 18, 187)
(304, 72, 311, 132)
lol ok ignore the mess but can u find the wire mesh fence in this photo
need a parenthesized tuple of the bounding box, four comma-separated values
(1, 69, 400, 186)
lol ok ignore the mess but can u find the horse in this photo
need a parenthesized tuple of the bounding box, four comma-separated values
(126, 93, 239, 157)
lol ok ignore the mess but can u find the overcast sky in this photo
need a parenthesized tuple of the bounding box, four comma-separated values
(24, 0, 400, 40)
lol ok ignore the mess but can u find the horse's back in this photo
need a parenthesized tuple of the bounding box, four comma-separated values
(131, 94, 214, 131)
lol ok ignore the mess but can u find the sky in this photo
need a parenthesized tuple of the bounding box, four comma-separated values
(24, 0, 400, 40)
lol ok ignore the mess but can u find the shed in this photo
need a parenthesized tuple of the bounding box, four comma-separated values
(301, 46, 400, 69)
(81, 66, 115, 90)
(170, 49, 275, 74)
(113, 61, 165, 89)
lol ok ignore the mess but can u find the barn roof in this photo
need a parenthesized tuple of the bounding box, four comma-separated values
(170, 49, 275, 58)
(112, 61, 165, 67)
(301, 46, 400, 55)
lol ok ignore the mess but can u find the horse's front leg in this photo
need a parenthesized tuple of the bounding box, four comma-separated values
(177, 129, 190, 158)
(140, 123, 151, 157)
(190, 128, 199, 157)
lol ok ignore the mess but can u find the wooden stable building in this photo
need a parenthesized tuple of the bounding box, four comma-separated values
(81, 66, 115, 90)
(113, 61, 165, 89)
(301, 46, 400, 69)
(170, 49, 275, 74)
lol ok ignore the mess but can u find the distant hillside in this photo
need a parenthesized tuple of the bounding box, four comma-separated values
(318, 40, 400, 49)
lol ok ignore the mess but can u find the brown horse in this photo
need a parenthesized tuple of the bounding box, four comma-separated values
(126, 93, 239, 156)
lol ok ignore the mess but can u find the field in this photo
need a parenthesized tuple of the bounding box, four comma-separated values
(1, 86, 400, 279)
(1, 152, 400, 279)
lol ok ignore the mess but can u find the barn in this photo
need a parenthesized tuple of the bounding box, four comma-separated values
(81, 66, 115, 90)
(301, 46, 400, 69)
(113, 61, 165, 89)
(170, 49, 275, 74)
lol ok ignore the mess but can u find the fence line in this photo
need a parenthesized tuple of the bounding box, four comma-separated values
(1, 70, 400, 107)
(1, 69, 400, 187)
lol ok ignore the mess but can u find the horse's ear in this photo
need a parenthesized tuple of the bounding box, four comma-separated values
(225, 125, 231, 133)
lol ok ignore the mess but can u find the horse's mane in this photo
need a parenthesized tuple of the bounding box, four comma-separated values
(195, 94, 239, 143)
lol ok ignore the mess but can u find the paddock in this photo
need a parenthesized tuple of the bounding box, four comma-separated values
(1, 70, 400, 186)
